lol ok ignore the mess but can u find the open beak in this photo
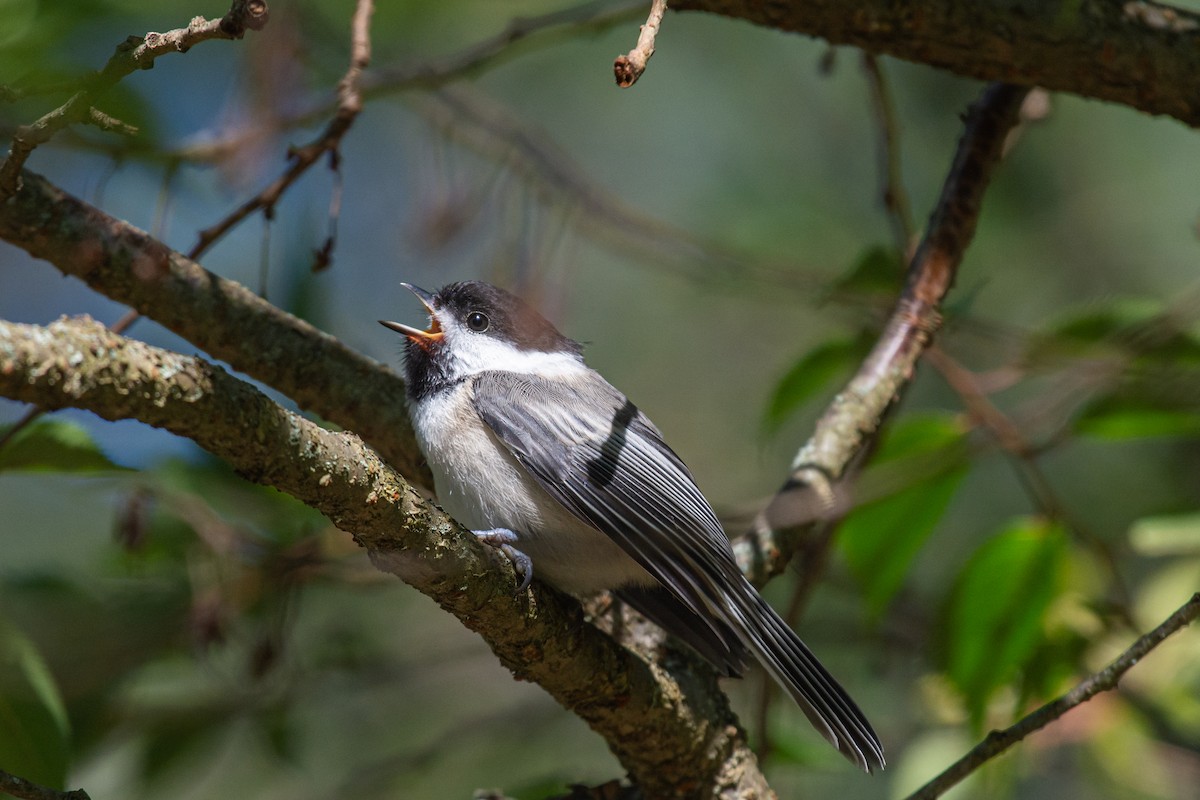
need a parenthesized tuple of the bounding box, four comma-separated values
(379, 283, 444, 348)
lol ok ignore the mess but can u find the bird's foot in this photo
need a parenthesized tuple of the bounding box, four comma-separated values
(473, 528, 533, 593)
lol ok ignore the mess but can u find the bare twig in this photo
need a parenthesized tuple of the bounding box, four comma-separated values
(862, 53, 915, 254)
(614, 0, 668, 87)
(0, 768, 90, 800)
(83, 107, 139, 137)
(738, 83, 1031, 584)
(0, 0, 268, 198)
(189, 0, 373, 259)
(905, 593, 1200, 800)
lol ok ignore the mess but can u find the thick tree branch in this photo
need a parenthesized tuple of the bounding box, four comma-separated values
(0, 168, 428, 485)
(675, 0, 1200, 128)
(906, 593, 1200, 800)
(0, 316, 771, 800)
(739, 83, 1030, 582)
(0, 0, 269, 197)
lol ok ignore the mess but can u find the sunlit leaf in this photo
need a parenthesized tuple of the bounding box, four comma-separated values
(942, 517, 1068, 729)
(840, 413, 969, 617)
(762, 334, 874, 434)
(0, 618, 71, 789)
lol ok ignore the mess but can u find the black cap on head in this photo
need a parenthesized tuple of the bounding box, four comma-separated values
(435, 281, 582, 356)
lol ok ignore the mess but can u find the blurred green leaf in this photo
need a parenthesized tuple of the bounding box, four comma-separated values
(0, 618, 71, 789)
(829, 244, 906, 297)
(763, 334, 874, 434)
(0, 418, 130, 473)
(1076, 407, 1200, 440)
(840, 414, 969, 617)
(1027, 298, 1200, 364)
(943, 517, 1068, 729)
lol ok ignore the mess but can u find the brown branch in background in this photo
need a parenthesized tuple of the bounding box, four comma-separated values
(862, 53, 915, 254)
(190, 0, 374, 260)
(905, 593, 1200, 800)
(737, 83, 1031, 584)
(0, 317, 771, 799)
(614, 0, 668, 87)
(0, 0, 268, 198)
(0, 769, 89, 800)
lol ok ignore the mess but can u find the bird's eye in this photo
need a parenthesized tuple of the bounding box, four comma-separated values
(466, 311, 490, 332)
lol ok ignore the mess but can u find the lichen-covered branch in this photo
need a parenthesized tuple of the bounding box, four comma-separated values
(0, 168, 428, 485)
(0, 316, 770, 799)
(675, 0, 1200, 128)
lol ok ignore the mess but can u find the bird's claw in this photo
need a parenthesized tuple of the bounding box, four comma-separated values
(473, 527, 533, 594)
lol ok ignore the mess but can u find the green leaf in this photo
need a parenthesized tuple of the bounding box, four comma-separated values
(1027, 298, 1200, 364)
(829, 245, 906, 297)
(840, 414, 969, 617)
(1076, 407, 1200, 440)
(0, 418, 130, 473)
(0, 618, 71, 789)
(942, 517, 1068, 729)
(762, 335, 874, 434)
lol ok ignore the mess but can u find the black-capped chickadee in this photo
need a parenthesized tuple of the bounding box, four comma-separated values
(380, 281, 883, 772)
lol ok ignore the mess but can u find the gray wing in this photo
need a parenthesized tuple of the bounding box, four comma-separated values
(470, 370, 743, 616)
(471, 370, 884, 772)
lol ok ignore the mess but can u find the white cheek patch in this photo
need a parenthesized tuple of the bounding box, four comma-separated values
(435, 313, 585, 380)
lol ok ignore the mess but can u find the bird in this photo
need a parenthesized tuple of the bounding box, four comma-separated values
(380, 280, 884, 772)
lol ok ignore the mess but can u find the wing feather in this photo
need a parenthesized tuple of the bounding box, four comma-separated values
(471, 370, 884, 771)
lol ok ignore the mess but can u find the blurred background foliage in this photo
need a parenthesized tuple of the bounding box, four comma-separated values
(2, 1, 1199, 798)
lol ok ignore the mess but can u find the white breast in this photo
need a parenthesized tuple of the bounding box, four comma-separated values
(408, 380, 654, 595)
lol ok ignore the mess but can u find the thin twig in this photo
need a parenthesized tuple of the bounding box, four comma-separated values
(862, 53, 915, 254)
(738, 83, 1031, 584)
(905, 593, 1200, 800)
(614, 0, 668, 87)
(188, 0, 373, 260)
(0, 768, 90, 800)
(0, 0, 268, 198)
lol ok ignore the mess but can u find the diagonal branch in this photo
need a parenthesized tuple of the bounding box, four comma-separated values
(0, 0, 269, 198)
(739, 83, 1030, 583)
(905, 593, 1200, 800)
(0, 168, 428, 485)
(0, 316, 770, 800)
